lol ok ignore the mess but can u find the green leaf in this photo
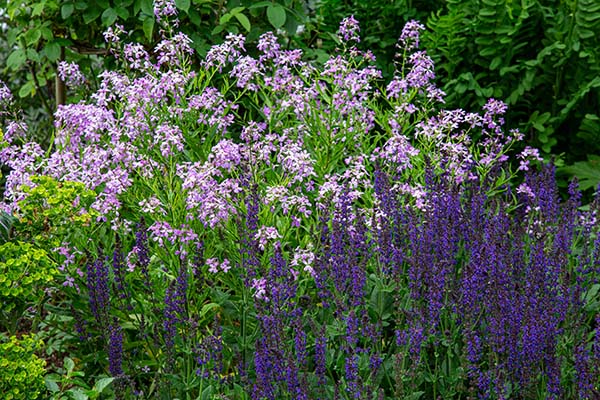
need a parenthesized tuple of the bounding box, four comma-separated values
(19, 81, 35, 98)
(65, 357, 75, 373)
(7, 49, 26, 70)
(211, 24, 225, 35)
(61, 3, 75, 19)
(44, 377, 60, 393)
(26, 48, 40, 62)
(93, 377, 114, 393)
(45, 42, 61, 62)
(25, 29, 42, 46)
(32, 2, 45, 16)
(267, 4, 286, 29)
(200, 303, 221, 317)
(143, 17, 155, 41)
(248, 1, 271, 9)
(140, 0, 153, 15)
(175, 0, 190, 13)
(234, 13, 251, 32)
(115, 6, 129, 19)
(560, 161, 600, 191)
(0, 212, 16, 245)
(219, 13, 232, 25)
(68, 388, 89, 400)
(83, 7, 102, 24)
(102, 8, 119, 26)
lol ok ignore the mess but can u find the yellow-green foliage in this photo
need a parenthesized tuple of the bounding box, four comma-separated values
(0, 241, 57, 312)
(0, 334, 46, 399)
(17, 175, 98, 245)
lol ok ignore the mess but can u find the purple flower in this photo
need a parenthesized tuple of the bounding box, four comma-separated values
(3, 121, 28, 143)
(0, 80, 13, 108)
(163, 263, 188, 361)
(58, 61, 86, 87)
(154, 123, 184, 157)
(338, 15, 361, 43)
(155, 33, 194, 67)
(108, 322, 124, 377)
(398, 20, 425, 51)
(154, 0, 178, 22)
(123, 43, 152, 71)
(204, 33, 246, 71)
(86, 256, 110, 325)
(257, 32, 281, 61)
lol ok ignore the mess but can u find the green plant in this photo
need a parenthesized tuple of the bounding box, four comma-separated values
(0, 242, 57, 334)
(44, 357, 115, 400)
(422, 0, 600, 166)
(0, 334, 47, 400)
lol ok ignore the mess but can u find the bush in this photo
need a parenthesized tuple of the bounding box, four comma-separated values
(0, 334, 46, 400)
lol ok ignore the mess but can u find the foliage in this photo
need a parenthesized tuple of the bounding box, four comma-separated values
(15, 175, 98, 246)
(44, 357, 115, 400)
(422, 0, 600, 175)
(0, 334, 47, 400)
(1, 14, 600, 399)
(0, 242, 57, 334)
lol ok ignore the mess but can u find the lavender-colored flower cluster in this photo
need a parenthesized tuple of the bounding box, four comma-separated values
(57, 61, 86, 87)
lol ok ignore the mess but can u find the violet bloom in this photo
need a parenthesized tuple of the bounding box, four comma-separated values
(154, 0, 177, 22)
(338, 15, 361, 43)
(86, 256, 110, 325)
(0, 80, 12, 108)
(108, 322, 124, 377)
(58, 61, 86, 87)
(398, 20, 425, 51)
(3, 121, 27, 143)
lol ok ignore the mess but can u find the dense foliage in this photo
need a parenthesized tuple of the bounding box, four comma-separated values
(1, 6, 600, 400)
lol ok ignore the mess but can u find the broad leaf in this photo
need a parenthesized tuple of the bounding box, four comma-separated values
(267, 4, 286, 29)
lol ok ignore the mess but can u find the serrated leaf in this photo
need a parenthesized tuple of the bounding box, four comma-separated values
(7, 49, 26, 70)
(175, 0, 190, 13)
(267, 4, 286, 29)
(44, 42, 61, 62)
(143, 17, 155, 41)
(234, 13, 251, 32)
(61, 3, 74, 19)
(102, 8, 118, 26)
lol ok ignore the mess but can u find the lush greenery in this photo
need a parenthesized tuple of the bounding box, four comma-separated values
(1, 4, 600, 400)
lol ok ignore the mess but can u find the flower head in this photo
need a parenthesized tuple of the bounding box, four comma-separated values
(338, 15, 361, 43)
